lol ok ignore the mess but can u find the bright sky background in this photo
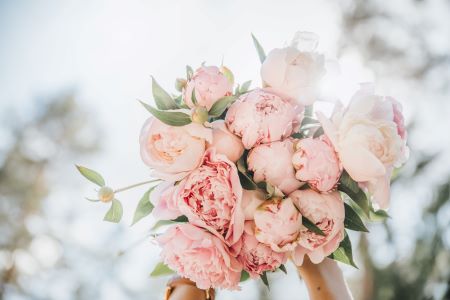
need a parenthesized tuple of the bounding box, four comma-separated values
(0, 0, 431, 299)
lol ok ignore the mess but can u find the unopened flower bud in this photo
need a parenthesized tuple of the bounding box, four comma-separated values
(175, 78, 187, 92)
(98, 186, 114, 203)
(191, 106, 209, 124)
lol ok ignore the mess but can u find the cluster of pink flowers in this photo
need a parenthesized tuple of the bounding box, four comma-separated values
(137, 33, 409, 290)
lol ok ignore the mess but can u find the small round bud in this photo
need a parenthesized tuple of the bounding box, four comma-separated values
(191, 106, 209, 124)
(175, 78, 187, 92)
(98, 186, 114, 203)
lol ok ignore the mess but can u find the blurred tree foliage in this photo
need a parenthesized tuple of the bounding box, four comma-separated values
(0, 93, 99, 298)
(339, 0, 450, 299)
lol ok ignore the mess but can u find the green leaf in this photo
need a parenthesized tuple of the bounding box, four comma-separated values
(338, 171, 370, 216)
(208, 96, 236, 117)
(150, 215, 189, 231)
(186, 65, 194, 80)
(251, 34, 266, 64)
(174, 95, 189, 109)
(291, 132, 304, 139)
(344, 203, 369, 232)
(369, 207, 390, 221)
(260, 272, 270, 290)
(139, 100, 192, 126)
(150, 262, 175, 277)
(239, 80, 252, 93)
(302, 216, 326, 236)
(191, 88, 198, 106)
(240, 270, 250, 282)
(304, 105, 314, 118)
(151, 77, 178, 110)
(301, 116, 320, 127)
(279, 264, 287, 274)
(237, 156, 257, 190)
(312, 127, 324, 138)
(328, 231, 357, 268)
(75, 165, 105, 187)
(131, 186, 157, 226)
(104, 199, 123, 223)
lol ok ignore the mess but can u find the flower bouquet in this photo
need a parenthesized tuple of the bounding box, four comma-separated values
(76, 32, 408, 292)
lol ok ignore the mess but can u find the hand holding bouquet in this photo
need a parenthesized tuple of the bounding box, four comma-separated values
(77, 32, 408, 293)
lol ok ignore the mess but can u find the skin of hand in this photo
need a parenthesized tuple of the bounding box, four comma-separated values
(165, 257, 353, 300)
(297, 257, 354, 300)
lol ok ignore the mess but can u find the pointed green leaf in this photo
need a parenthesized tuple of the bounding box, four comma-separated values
(208, 96, 236, 117)
(150, 262, 175, 277)
(369, 207, 390, 221)
(131, 186, 157, 226)
(151, 77, 178, 110)
(312, 127, 324, 138)
(104, 199, 123, 223)
(260, 271, 270, 290)
(344, 203, 369, 232)
(240, 270, 250, 282)
(302, 216, 326, 236)
(75, 165, 105, 187)
(239, 80, 252, 93)
(191, 88, 198, 106)
(279, 264, 287, 274)
(186, 65, 194, 80)
(338, 171, 370, 216)
(237, 156, 257, 190)
(328, 231, 357, 268)
(150, 215, 189, 231)
(139, 101, 192, 126)
(251, 34, 266, 64)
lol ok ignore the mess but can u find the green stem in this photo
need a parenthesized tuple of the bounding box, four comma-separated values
(114, 179, 161, 193)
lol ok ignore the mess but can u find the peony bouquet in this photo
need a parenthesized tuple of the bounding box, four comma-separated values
(76, 32, 409, 291)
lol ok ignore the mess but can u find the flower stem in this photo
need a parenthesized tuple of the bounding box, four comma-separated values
(114, 179, 161, 193)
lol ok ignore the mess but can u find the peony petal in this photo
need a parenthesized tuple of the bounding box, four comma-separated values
(339, 145, 386, 182)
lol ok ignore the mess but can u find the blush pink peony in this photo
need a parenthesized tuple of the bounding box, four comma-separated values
(208, 120, 245, 162)
(183, 66, 233, 110)
(139, 117, 212, 181)
(247, 139, 302, 194)
(157, 224, 242, 290)
(225, 88, 303, 149)
(150, 182, 181, 220)
(176, 148, 244, 245)
(289, 189, 345, 265)
(261, 45, 325, 106)
(241, 189, 265, 220)
(292, 136, 342, 192)
(317, 84, 408, 208)
(234, 221, 287, 278)
(254, 197, 302, 252)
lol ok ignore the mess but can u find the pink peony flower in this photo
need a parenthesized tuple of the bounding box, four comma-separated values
(317, 83, 408, 208)
(292, 136, 342, 192)
(241, 189, 265, 220)
(254, 197, 302, 252)
(247, 139, 302, 194)
(184, 66, 233, 110)
(289, 189, 345, 265)
(261, 45, 325, 105)
(225, 88, 303, 149)
(208, 120, 245, 162)
(177, 148, 244, 245)
(150, 182, 182, 220)
(157, 224, 242, 290)
(234, 221, 287, 278)
(139, 117, 212, 181)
